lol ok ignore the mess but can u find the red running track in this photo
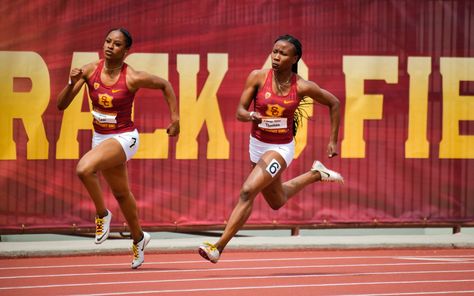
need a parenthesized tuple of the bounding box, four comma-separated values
(1, 249, 474, 295)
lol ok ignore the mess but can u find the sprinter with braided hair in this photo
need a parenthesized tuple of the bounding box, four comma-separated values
(198, 34, 343, 263)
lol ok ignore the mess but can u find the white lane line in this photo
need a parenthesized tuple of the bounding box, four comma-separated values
(2, 255, 474, 270)
(1, 261, 473, 280)
(342, 291, 474, 295)
(70, 279, 474, 296)
(1, 268, 474, 291)
(396, 256, 474, 262)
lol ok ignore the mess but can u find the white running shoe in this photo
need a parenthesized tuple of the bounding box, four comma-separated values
(311, 160, 344, 184)
(94, 209, 112, 244)
(198, 242, 220, 263)
(131, 232, 151, 269)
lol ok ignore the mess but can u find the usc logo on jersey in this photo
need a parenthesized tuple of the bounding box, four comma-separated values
(265, 104, 285, 117)
(98, 93, 113, 108)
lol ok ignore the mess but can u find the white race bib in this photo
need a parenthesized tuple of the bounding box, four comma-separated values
(91, 110, 117, 124)
(258, 118, 287, 130)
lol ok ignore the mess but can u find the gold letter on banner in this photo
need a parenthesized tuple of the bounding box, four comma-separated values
(341, 56, 398, 158)
(405, 57, 431, 158)
(262, 56, 310, 159)
(56, 52, 97, 159)
(176, 54, 229, 159)
(439, 57, 474, 159)
(0, 51, 49, 160)
(125, 53, 169, 159)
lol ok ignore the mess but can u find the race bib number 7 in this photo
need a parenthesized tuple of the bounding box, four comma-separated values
(91, 110, 117, 124)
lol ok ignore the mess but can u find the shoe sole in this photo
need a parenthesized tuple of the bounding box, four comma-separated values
(198, 247, 218, 263)
(132, 261, 144, 269)
(198, 247, 210, 260)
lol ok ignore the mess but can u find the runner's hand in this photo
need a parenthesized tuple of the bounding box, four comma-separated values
(327, 141, 338, 158)
(167, 120, 180, 136)
(69, 68, 83, 85)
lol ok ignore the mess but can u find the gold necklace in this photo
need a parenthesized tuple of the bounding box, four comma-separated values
(104, 63, 123, 72)
(275, 73, 291, 85)
(273, 71, 292, 94)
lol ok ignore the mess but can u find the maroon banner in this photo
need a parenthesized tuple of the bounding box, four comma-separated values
(0, 0, 473, 232)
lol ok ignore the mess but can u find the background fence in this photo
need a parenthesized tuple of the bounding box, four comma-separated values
(0, 0, 473, 234)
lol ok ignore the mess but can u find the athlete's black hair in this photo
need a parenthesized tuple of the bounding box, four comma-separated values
(274, 34, 302, 73)
(106, 27, 133, 49)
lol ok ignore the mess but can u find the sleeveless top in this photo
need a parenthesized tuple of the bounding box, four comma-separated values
(251, 70, 300, 144)
(86, 60, 135, 134)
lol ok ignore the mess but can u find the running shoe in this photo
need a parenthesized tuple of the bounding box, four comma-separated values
(95, 209, 112, 244)
(198, 242, 220, 263)
(311, 160, 344, 184)
(131, 232, 151, 269)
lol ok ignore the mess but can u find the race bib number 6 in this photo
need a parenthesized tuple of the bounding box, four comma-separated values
(266, 158, 282, 177)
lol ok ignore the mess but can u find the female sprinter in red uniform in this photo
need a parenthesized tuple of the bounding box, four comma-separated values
(57, 28, 179, 269)
(199, 34, 343, 263)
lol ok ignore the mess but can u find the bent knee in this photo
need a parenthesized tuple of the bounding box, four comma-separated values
(268, 202, 284, 211)
(112, 191, 131, 202)
(239, 185, 256, 202)
(264, 197, 285, 210)
(261, 189, 286, 210)
(76, 162, 95, 179)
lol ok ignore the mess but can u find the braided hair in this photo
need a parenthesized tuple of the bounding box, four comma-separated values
(274, 35, 310, 136)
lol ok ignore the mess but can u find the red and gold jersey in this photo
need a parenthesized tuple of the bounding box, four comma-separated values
(86, 60, 135, 134)
(251, 70, 300, 144)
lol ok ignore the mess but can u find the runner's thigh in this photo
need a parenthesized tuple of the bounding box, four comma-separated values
(244, 150, 287, 194)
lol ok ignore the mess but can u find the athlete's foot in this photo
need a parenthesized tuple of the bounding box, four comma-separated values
(131, 232, 151, 269)
(311, 160, 344, 184)
(198, 242, 220, 263)
(95, 209, 112, 244)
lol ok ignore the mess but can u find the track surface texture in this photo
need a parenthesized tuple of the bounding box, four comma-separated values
(1, 249, 474, 295)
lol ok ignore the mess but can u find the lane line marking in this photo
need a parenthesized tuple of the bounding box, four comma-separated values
(1, 261, 474, 280)
(1, 268, 474, 290)
(2, 255, 474, 270)
(343, 291, 474, 296)
(396, 256, 474, 262)
(69, 279, 474, 296)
